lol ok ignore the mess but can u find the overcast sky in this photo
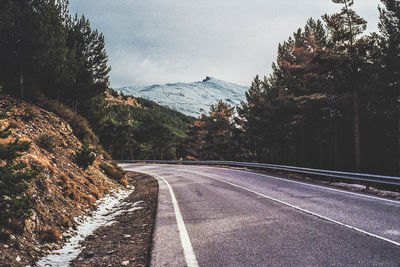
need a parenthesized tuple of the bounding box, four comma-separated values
(69, 0, 382, 88)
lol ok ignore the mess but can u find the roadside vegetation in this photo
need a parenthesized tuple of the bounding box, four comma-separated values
(183, 0, 400, 177)
(0, 104, 39, 237)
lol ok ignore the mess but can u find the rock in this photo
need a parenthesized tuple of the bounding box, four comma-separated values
(46, 244, 53, 250)
(121, 261, 129, 266)
(62, 232, 70, 238)
(24, 219, 36, 232)
(84, 251, 94, 258)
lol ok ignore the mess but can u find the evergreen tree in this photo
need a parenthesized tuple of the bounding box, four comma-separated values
(68, 15, 111, 114)
(322, 0, 368, 171)
(185, 101, 238, 160)
(0, 0, 40, 98)
(378, 0, 400, 175)
(0, 1, 110, 115)
(0, 104, 38, 230)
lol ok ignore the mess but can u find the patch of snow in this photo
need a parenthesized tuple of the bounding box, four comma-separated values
(385, 229, 400, 236)
(116, 77, 249, 117)
(36, 186, 142, 267)
(331, 182, 367, 190)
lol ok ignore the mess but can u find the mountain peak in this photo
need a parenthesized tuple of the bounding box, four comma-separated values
(202, 76, 213, 82)
(117, 77, 248, 117)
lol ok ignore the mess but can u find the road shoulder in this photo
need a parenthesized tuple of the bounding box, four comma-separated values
(71, 172, 158, 267)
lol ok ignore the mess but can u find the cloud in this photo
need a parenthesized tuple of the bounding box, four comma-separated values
(69, 0, 381, 88)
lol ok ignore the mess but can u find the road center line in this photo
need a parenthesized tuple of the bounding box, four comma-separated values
(183, 169, 400, 247)
(142, 171, 199, 267)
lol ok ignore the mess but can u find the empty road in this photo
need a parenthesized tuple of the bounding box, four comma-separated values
(120, 164, 400, 267)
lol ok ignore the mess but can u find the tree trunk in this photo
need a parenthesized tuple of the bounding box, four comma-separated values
(317, 123, 323, 168)
(302, 126, 306, 166)
(20, 72, 24, 99)
(353, 88, 361, 172)
(334, 121, 339, 170)
(398, 95, 400, 176)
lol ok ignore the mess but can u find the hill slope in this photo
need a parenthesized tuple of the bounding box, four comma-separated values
(0, 94, 125, 266)
(116, 77, 249, 117)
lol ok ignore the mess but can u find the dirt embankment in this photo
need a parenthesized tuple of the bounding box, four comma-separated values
(0, 95, 124, 266)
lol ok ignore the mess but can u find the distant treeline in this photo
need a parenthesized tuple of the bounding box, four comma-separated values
(89, 90, 194, 160)
(183, 0, 399, 176)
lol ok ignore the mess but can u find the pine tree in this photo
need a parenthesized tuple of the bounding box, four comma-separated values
(0, 0, 40, 98)
(67, 15, 111, 114)
(378, 0, 400, 175)
(184, 101, 238, 160)
(322, 0, 368, 171)
(0, 104, 38, 230)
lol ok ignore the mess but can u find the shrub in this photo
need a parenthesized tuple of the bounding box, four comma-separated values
(22, 106, 37, 122)
(118, 178, 129, 187)
(39, 226, 60, 243)
(7, 219, 24, 234)
(61, 217, 71, 228)
(100, 163, 125, 180)
(82, 194, 96, 206)
(0, 104, 39, 231)
(109, 89, 119, 97)
(0, 229, 10, 242)
(38, 97, 99, 146)
(36, 134, 56, 152)
(75, 144, 95, 169)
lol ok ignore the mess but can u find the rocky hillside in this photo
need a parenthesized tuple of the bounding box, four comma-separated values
(0, 94, 126, 266)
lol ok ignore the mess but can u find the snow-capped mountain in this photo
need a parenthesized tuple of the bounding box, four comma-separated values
(116, 77, 249, 117)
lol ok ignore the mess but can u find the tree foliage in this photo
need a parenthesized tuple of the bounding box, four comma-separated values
(87, 91, 194, 160)
(0, 0, 110, 115)
(184, 0, 399, 176)
(183, 100, 240, 160)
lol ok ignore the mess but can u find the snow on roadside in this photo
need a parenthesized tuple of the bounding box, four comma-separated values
(36, 186, 143, 267)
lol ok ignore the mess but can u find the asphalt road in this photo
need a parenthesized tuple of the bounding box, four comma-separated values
(120, 164, 400, 267)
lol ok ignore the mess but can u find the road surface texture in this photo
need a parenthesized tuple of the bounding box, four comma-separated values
(120, 164, 400, 267)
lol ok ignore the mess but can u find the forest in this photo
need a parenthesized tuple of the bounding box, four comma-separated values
(0, 0, 399, 176)
(0, 0, 193, 162)
(183, 0, 399, 176)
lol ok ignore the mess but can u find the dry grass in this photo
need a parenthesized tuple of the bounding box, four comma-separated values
(61, 217, 72, 228)
(39, 226, 61, 243)
(118, 178, 129, 187)
(82, 194, 97, 206)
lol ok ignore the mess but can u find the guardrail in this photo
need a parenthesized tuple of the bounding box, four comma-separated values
(118, 160, 400, 190)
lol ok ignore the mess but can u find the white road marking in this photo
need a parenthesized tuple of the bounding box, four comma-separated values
(194, 171, 400, 247)
(141, 171, 199, 267)
(185, 165, 400, 205)
(123, 165, 400, 247)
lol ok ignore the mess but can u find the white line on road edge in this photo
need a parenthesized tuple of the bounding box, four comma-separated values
(148, 172, 199, 267)
(190, 166, 400, 205)
(203, 175, 400, 247)
(123, 165, 400, 247)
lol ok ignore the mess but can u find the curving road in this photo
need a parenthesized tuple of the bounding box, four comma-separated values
(120, 164, 400, 267)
